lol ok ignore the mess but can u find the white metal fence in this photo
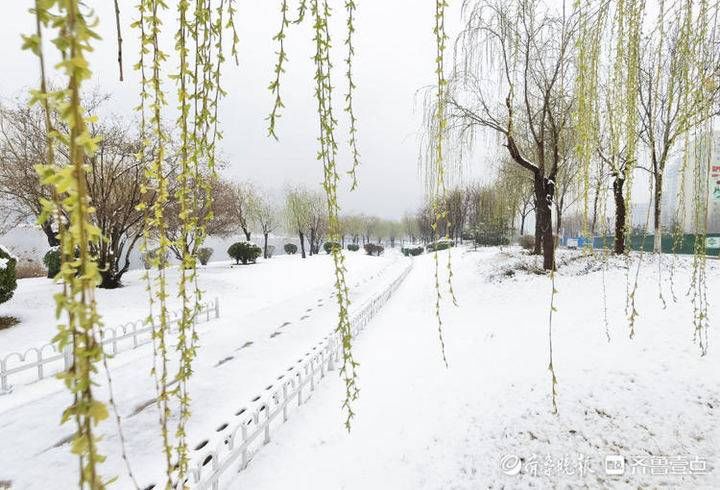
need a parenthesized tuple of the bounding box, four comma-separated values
(180, 263, 412, 490)
(0, 298, 220, 395)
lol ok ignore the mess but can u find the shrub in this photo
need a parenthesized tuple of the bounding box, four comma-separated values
(266, 245, 276, 258)
(228, 241, 262, 265)
(284, 243, 298, 255)
(323, 241, 341, 254)
(142, 248, 169, 270)
(43, 248, 61, 278)
(363, 243, 384, 256)
(425, 239, 453, 252)
(197, 247, 214, 265)
(401, 246, 423, 257)
(519, 235, 535, 251)
(0, 245, 17, 305)
(347, 243, 359, 251)
(15, 259, 46, 279)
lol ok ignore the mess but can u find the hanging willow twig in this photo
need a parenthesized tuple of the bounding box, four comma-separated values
(431, 0, 451, 368)
(114, 0, 124, 81)
(24, 1, 110, 487)
(134, 0, 176, 485)
(309, 0, 359, 430)
(267, 0, 290, 139)
(344, 0, 361, 190)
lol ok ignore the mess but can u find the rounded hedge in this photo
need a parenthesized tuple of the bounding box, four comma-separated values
(198, 247, 214, 265)
(284, 243, 298, 255)
(363, 243, 384, 256)
(228, 241, 262, 265)
(426, 240, 453, 252)
(401, 246, 423, 257)
(347, 243, 359, 251)
(43, 248, 61, 278)
(323, 241, 341, 254)
(0, 245, 17, 304)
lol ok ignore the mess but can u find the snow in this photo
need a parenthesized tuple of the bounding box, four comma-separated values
(232, 247, 719, 489)
(0, 258, 8, 270)
(1, 246, 718, 488)
(0, 250, 406, 489)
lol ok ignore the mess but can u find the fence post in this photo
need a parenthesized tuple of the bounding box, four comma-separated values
(282, 384, 288, 422)
(263, 408, 271, 445)
(37, 351, 44, 380)
(63, 343, 73, 372)
(215, 297, 220, 319)
(240, 424, 249, 469)
(0, 359, 8, 393)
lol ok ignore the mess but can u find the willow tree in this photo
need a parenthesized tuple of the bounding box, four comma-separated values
(444, 0, 579, 270)
(638, 1, 720, 253)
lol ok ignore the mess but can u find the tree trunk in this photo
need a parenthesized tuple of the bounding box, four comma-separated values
(299, 231, 306, 258)
(263, 232, 269, 259)
(613, 175, 626, 255)
(555, 202, 563, 235)
(243, 227, 251, 241)
(653, 171, 663, 253)
(533, 177, 543, 255)
(309, 228, 316, 255)
(99, 269, 122, 289)
(520, 213, 526, 236)
(591, 181, 601, 235)
(41, 220, 60, 247)
(536, 175, 555, 270)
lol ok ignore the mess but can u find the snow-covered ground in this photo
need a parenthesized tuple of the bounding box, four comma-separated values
(234, 247, 720, 489)
(0, 251, 407, 489)
(1, 246, 718, 488)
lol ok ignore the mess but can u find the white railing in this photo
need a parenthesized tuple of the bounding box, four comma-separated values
(0, 298, 220, 395)
(180, 263, 412, 490)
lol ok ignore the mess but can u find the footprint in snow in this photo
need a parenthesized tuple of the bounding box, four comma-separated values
(214, 356, 234, 367)
(270, 331, 282, 338)
(280, 321, 291, 328)
(300, 315, 309, 320)
(235, 341, 254, 351)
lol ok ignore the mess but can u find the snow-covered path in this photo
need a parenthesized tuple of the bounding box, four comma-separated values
(235, 247, 720, 489)
(0, 252, 408, 489)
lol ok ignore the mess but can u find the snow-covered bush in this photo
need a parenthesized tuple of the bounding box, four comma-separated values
(142, 248, 169, 270)
(425, 239, 453, 252)
(363, 243, 384, 256)
(43, 248, 61, 278)
(323, 241, 341, 254)
(519, 235, 535, 251)
(347, 243, 359, 251)
(0, 245, 17, 304)
(401, 246, 423, 257)
(228, 241, 262, 265)
(265, 244, 276, 258)
(284, 243, 298, 255)
(197, 247, 214, 265)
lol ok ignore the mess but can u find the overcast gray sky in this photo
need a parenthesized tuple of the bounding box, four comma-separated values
(0, 1, 476, 220)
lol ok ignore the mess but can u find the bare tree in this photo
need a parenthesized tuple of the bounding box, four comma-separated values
(0, 97, 60, 245)
(285, 186, 311, 258)
(444, 0, 579, 269)
(251, 190, 280, 259)
(639, 8, 720, 252)
(307, 191, 328, 255)
(164, 176, 239, 262)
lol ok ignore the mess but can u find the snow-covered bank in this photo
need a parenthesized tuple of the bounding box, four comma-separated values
(235, 247, 719, 489)
(0, 251, 407, 489)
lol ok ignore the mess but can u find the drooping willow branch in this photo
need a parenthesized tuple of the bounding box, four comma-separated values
(24, 1, 109, 487)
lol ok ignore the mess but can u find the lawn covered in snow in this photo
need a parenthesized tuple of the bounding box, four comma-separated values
(0, 251, 406, 489)
(234, 247, 719, 489)
(0, 246, 718, 488)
